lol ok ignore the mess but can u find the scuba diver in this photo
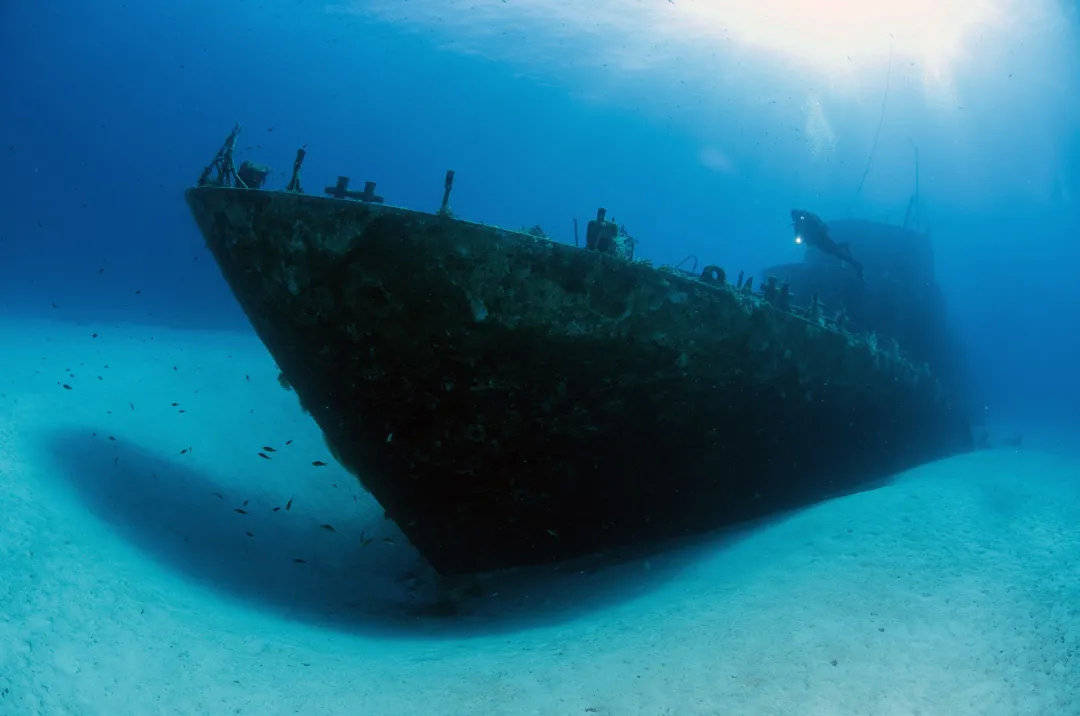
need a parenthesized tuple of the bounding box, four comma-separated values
(791, 209, 863, 279)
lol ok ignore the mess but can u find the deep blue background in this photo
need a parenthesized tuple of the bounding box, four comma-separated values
(3, 0, 1078, 427)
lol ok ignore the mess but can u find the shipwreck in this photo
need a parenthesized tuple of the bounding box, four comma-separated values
(185, 127, 972, 574)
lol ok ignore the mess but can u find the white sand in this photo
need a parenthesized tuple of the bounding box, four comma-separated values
(2, 316, 1078, 714)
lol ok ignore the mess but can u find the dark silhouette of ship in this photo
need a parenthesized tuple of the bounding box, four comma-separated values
(185, 128, 971, 574)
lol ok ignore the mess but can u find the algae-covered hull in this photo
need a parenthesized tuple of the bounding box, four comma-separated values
(186, 186, 970, 574)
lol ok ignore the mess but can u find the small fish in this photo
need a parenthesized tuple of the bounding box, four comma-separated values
(245, 374, 250, 382)
(262, 446, 276, 452)
(272, 507, 281, 512)
(212, 492, 224, 499)
(135, 289, 141, 294)
(170, 402, 179, 406)
(286, 498, 293, 511)
(242, 499, 249, 506)
(285, 439, 293, 445)
(128, 402, 135, 410)
(311, 460, 326, 467)
(178, 409, 186, 413)
(180, 448, 189, 454)
(293, 558, 306, 564)
(320, 524, 335, 532)
(258, 452, 270, 460)
(108, 435, 116, 441)
(62, 384, 72, 390)
(245, 531, 254, 538)
(91, 333, 99, 338)
(234, 508, 247, 514)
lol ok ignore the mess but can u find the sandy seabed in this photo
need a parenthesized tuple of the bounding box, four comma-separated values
(1, 316, 1078, 714)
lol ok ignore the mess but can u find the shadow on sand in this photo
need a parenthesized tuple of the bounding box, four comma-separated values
(45, 426, 871, 637)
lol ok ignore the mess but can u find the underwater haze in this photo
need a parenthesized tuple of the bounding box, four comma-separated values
(3, 1, 1080, 713)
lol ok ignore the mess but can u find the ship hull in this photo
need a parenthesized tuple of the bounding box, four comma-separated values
(186, 187, 970, 574)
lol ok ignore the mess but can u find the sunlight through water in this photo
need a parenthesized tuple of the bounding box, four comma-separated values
(343, 0, 1053, 94)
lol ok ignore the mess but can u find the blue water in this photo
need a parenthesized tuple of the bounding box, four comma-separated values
(3, 1, 1080, 712)
(5, 1, 1080, 422)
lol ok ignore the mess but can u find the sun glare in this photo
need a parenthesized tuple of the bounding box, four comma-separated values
(351, 0, 1063, 100)
(678, 0, 1003, 86)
